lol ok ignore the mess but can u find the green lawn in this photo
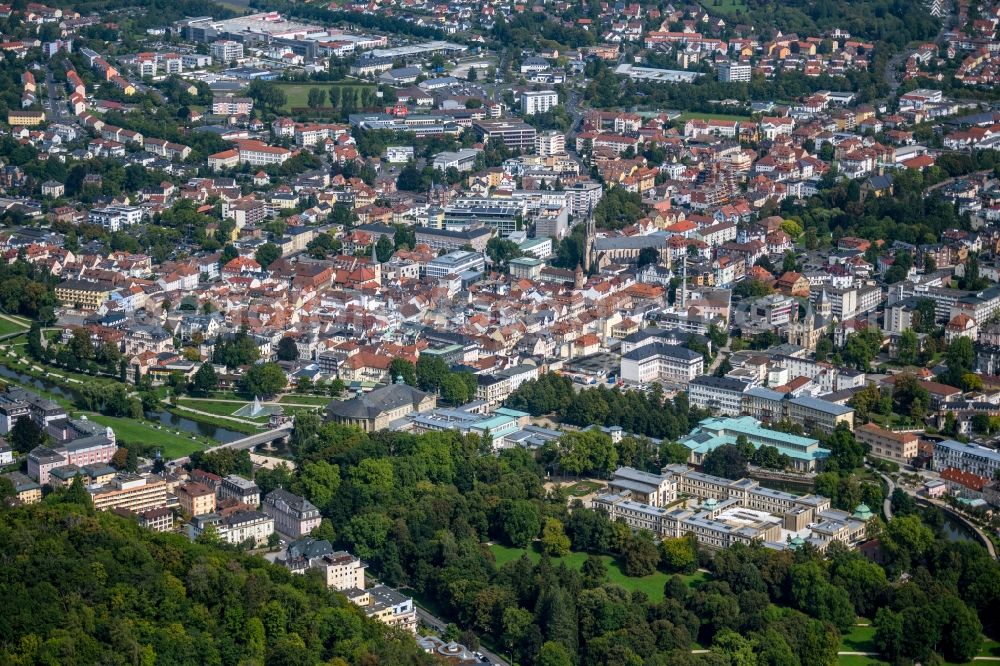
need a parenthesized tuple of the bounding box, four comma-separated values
(840, 625, 877, 654)
(979, 637, 1000, 657)
(566, 480, 604, 497)
(277, 394, 332, 406)
(837, 656, 884, 666)
(489, 544, 707, 601)
(84, 413, 212, 459)
(0, 317, 29, 337)
(274, 82, 376, 112)
(677, 110, 753, 123)
(176, 398, 269, 423)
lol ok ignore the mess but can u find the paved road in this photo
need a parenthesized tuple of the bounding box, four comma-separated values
(881, 7, 951, 101)
(414, 606, 509, 666)
(706, 344, 731, 376)
(44, 67, 69, 122)
(874, 469, 895, 520)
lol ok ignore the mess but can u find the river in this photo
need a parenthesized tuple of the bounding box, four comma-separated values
(0, 364, 245, 443)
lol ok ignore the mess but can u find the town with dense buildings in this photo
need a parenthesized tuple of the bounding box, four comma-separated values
(2, 0, 1000, 662)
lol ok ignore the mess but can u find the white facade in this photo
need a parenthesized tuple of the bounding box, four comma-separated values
(210, 40, 243, 62)
(89, 206, 143, 232)
(620, 343, 704, 385)
(386, 146, 414, 163)
(718, 62, 751, 82)
(688, 376, 747, 414)
(521, 90, 558, 115)
(534, 131, 565, 156)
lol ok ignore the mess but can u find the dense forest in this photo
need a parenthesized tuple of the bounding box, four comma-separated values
(0, 498, 432, 666)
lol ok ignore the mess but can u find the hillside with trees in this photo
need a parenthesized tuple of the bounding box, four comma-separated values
(0, 498, 432, 666)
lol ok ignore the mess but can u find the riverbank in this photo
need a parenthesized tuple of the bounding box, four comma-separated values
(0, 346, 246, 459)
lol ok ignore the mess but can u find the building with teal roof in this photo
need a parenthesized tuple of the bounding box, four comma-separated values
(852, 504, 873, 520)
(679, 415, 831, 472)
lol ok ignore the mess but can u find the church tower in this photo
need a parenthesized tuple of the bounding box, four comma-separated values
(817, 288, 832, 319)
(583, 201, 596, 273)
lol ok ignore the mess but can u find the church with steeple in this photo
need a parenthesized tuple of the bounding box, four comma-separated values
(789, 288, 832, 351)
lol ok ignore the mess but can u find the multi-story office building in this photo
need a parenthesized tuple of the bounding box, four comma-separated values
(472, 120, 537, 151)
(414, 226, 493, 252)
(425, 250, 486, 279)
(564, 181, 603, 218)
(443, 198, 523, 236)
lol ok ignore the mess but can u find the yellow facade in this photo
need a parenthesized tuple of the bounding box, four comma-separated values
(8, 111, 45, 126)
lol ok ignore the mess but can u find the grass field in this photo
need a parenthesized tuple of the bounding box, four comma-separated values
(489, 544, 707, 601)
(277, 394, 332, 406)
(837, 656, 884, 666)
(566, 480, 604, 497)
(176, 398, 270, 423)
(274, 82, 376, 112)
(979, 637, 1000, 658)
(0, 318, 29, 337)
(84, 413, 212, 459)
(677, 110, 753, 122)
(840, 625, 877, 654)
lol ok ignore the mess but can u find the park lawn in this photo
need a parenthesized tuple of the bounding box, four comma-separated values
(837, 657, 884, 666)
(980, 637, 1000, 657)
(278, 394, 332, 406)
(489, 544, 707, 601)
(84, 413, 211, 459)
(840, 625, 877, 654)
(677, 110, 753, 123)
(176, 398, 270, 423)
(275, 82, 375, 112)
(567, 480, 604, 496)
(0, 317, 29, 336)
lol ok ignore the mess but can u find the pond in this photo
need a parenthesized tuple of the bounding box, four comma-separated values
(0, 364, 245, 443)
(940, 510, 979, 544)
